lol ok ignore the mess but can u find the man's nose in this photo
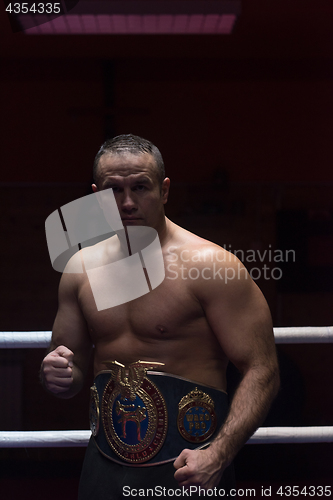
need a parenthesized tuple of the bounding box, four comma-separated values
(120, 189, 137, 212)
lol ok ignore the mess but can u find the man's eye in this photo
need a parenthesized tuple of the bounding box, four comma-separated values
(134, 185, 146, 191)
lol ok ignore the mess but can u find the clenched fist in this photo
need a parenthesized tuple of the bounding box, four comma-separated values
(174, 448, 224, 490)
(41, 345, 74, 394)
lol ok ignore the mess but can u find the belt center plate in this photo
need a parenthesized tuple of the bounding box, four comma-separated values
(101, 361, 168, 464)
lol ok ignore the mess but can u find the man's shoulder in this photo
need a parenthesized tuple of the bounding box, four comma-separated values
(64, 235, 120, 273)
(165, 222, 252, 299)
(166, 223, 238, 268)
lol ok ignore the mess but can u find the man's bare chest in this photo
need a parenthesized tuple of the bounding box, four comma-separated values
(77, 270, 206, 345)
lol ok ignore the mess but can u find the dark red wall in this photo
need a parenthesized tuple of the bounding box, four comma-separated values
(0, 1, 332, 497)
(1, 58, 333, 184)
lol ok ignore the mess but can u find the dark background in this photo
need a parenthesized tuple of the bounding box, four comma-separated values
(0, 0, 332, 498)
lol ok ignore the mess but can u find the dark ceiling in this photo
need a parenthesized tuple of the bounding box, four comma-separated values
(1, 0, 333, 60)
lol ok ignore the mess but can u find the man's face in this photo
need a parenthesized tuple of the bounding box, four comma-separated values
(92, 152, 169, 231)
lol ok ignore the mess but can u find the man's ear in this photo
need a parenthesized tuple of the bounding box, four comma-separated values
(161, 178, 170, 205)
(92, 183, 103, 210)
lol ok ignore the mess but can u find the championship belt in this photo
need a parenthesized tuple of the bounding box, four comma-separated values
(90, 360, 229, 467)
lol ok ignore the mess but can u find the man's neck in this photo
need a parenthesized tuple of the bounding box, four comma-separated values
(114, 217, 172, 255)
(158, 217, 176, 249)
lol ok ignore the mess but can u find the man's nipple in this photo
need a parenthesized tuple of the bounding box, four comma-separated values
(156, 324, 168, 334)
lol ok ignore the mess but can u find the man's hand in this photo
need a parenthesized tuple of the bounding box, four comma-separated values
(41, 345, 74, 394)
(174, 448, 224, 490)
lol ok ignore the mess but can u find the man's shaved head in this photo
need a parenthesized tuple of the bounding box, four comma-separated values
(93, 134, 165, 188)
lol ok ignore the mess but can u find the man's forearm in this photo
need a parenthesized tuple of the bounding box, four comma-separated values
(209, 364, 280, 467)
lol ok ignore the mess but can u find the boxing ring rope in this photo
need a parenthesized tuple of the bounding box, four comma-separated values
(1, 326, 333, 348)
(1, 427, 333, 448)
(0, 331, 52, 348)
(1, 328, 332, 447)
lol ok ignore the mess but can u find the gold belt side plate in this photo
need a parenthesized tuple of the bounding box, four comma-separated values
(177, 387, 217, 443)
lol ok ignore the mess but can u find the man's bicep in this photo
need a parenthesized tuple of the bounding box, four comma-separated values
(202, 266, 277, 374)
(51, 273, 92, 371)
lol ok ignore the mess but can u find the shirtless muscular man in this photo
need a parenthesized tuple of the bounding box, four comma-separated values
(41, 134, 279, 499)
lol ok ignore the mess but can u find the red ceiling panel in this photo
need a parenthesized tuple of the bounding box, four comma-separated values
(12, 1, 240, 34)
